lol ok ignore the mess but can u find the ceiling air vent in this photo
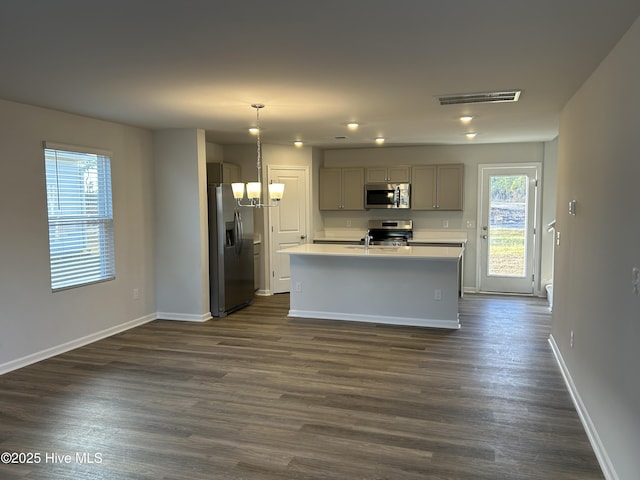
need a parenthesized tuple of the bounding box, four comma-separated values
(436, 90, 521, 106)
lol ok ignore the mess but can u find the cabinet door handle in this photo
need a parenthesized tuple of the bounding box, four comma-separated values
(300, 235, 306, 239)
(482, 234, 488, 239)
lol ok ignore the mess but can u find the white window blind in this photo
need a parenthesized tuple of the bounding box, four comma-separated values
(44, 143, 115, 291)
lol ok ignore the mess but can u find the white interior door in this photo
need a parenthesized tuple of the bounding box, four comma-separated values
(268, 166, 308, 294)
(478, 164, 540, 294)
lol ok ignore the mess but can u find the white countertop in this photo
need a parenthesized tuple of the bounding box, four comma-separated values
(279, 243, 463, 260)
(313, 229, 468, 244)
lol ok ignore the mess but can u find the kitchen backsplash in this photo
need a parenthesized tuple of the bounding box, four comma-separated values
(320, 210, 474, 231)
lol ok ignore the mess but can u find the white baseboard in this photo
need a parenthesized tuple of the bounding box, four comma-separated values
(0, 313, 157, 375)
(548, 334, 618, 480)
(156, 311, 212, 322)
(288, 309, 460, 329)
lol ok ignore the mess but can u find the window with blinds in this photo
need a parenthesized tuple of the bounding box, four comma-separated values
(44, 142, 115, 291)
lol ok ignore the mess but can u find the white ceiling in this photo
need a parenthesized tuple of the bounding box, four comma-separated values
(1, 1, 639, 149)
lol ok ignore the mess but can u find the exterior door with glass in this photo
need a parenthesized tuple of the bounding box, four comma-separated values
(478, 164, 540, 294)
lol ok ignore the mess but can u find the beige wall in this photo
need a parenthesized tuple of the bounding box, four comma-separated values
(154, 129, 210, 320)
(552, 16, 640, 480)
(0, 99, 156, 372)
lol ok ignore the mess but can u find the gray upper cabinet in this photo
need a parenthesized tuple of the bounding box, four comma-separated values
(366, 166, 411, 183)
(411, 164, 464, 211)
(319, 167, 365, 210)
(207, 162, 240, 184)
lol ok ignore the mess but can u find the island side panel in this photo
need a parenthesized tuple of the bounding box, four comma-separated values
(288, 254, 459, 328)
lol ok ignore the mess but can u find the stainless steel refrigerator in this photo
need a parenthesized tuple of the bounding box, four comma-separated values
(208, 182, 255, 317)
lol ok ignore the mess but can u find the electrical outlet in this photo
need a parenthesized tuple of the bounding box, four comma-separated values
(570, 330, 574, 349)
(632, 267, 640, 295)
(434, 289, 442, 301)
(442, 219, 449, 228)
(556, 231, 561, 246)
(346, 220, 352, 227)
(295, 281, 302, 292)
(132, 288, 139, 300)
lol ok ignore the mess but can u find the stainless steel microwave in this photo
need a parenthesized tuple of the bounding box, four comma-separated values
(365, 183, 410, 209)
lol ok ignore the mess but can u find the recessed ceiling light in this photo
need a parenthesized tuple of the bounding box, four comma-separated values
(347, 122, 359, 130)
(249, 127, 259, 135)
(375, 137, 385, 145)
(465, 132, 477, 139)
(460, 116, 473, 123)
(294, 140, 303, 147)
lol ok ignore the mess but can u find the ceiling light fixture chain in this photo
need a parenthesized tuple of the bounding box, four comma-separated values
(253, 103, 263, 178)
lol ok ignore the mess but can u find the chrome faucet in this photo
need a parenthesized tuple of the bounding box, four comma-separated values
(364, 229, 372, 249)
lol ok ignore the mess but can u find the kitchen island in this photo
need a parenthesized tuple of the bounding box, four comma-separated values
(313, 228, 468, 296)
(279, 244, 463, 329)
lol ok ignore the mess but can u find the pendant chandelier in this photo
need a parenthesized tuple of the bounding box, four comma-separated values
(231, 104, 284, 208)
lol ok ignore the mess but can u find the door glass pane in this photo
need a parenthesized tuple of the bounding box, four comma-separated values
(488, 175, 527, 277)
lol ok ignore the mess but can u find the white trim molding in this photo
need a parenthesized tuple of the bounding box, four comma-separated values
(0, 313, 157, 375)
(288, 310, 460, 330)
(548, 334, 618, 480)
(156, 311, 212, 322)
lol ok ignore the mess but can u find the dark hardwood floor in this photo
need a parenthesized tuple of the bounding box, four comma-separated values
(1, 294, 603, 479)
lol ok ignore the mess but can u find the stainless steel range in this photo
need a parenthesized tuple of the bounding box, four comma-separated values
(362, 220, 413, 246)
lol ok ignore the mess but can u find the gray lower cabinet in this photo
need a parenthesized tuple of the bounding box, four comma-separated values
(253, 241, 261, 290)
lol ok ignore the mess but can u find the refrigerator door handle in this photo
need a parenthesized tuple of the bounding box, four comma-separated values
(235, 209, 243, 255)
